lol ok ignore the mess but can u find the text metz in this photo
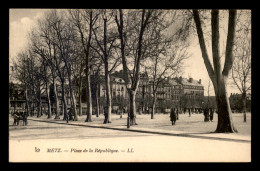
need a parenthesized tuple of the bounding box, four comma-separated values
(47, 148, 62, 153)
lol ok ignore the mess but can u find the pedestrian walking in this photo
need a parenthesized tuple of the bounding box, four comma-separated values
(209, 108, 214, 122)
(68, 108, 73, 121)
(176, 108, 179, 120)
(188, 108, 191, 117)
(204, 107, 209, 122)
(170, 108, 177, 125)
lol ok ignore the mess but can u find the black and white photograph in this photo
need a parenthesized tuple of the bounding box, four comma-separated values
(9, 9, 251, 162)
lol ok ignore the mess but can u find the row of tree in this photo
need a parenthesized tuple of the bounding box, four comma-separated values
(12, 9, 251, 132)
(13, 9, 189, 124)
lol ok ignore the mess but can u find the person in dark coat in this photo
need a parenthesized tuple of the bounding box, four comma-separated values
(13, 111, 19, 125)
(204, 107, 209, 122)
(188, 108, 191, 117)
(176, 108, 179, 120)
(68, 108, 73, 121)
(170, 108, 177, 125)
(207, 108, 210, 121)
(209, 108, 214, 122)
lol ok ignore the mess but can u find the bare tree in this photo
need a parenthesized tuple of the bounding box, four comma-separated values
(14, 50, 46, 118)
(41, 59, 52, 118)
(115, 9, 181, 125)
(68, 9, 99, 122)
(114, 9, 151, 125)
(13, 50, 31, 119)
(49, 10, 79, 121)
(231, 10, 251, 122)
(30, 10, 72, 121)
(30, 14, 62, 119)
(91, 9, 120, 124)
(143, 12, 190, 119)
(193, 9, 238, 132)
(91, 61, 103, 117)
(70, 46, 85, 116)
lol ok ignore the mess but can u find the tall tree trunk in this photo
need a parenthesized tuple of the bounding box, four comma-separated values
(85, 72, 93, 122)
(78, 85, 82, 116)
(40, 93, 42, 116)
(215, 76, 237, 132)
(61, 80, 68, 122)
(104, 69, 112, 124)
(129, 90, 137, 125)
(37, 91, 41, 118)
(61, 98, 64, 116)
(67, 72, 78, 121)
(46, 82, 52, 119)
(193, 9, 237, 133)
(53, 80, 60, 119)
(151, 94, 156, 119)
(81, 9, 93, 122)
(96, 83, 100, 117)
(242, 90, 247, 122)
(31, 102, 34, 116)
(71, 90, 78, 120)
(212, 10, 237, 133)
(24, 85, 29, 119)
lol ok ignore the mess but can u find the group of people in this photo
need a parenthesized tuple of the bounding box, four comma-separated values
(63, 108, 74, 122)
(12, 109, 27, 126)
(203, 107, 214, 122)
(170, 107, 215, 125)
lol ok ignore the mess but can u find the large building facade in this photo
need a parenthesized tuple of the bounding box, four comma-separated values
(96, 70, 204, 114)
(174, 77, 204, 110)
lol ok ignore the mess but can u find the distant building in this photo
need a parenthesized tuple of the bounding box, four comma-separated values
(99, 75, 128, 112)
(174, 77, 204, 109)
(96, 70, 205, 113)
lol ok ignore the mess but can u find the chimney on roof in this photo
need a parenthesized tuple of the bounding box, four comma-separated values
(189, 78, 193, 83)
(198, 79, 201, 84)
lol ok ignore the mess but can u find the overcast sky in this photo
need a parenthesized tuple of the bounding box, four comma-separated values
(9, 9, 242, 96)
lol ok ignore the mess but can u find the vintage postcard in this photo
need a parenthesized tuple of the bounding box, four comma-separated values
(9, 9, 251, 162)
